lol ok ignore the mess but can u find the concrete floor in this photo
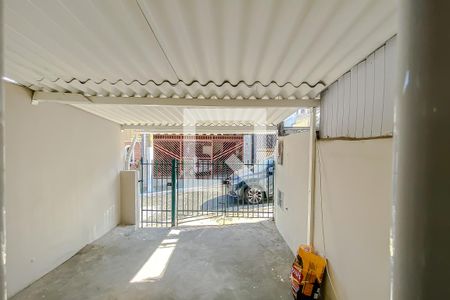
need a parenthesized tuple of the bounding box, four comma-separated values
(12, 220, 294, 300)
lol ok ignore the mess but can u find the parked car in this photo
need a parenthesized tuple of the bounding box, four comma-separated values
(223, 158, 274, 204)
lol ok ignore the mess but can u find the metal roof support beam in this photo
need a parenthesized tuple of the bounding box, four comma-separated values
(32, 92, 320, 108)
(31, 92, 91, 105)
(121, 124, 277, 134)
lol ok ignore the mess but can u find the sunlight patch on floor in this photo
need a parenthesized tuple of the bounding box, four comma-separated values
(130, 232, 180, 283)
(178, 215, 270, 226)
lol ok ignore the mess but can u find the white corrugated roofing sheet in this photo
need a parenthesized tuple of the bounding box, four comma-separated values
(4, 0, 397, 127)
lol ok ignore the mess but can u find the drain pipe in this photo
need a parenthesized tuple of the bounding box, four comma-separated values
(306, 108, 316, 247)
(0, 1, 6, 298)
(392, 1, 450, 299)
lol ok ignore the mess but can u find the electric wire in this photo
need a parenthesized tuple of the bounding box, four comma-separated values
(317, 142, 340, 300)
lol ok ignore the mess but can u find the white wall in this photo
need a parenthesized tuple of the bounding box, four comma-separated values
(313, 139, 392, 300)
(5, 84, 122, 297)
(275, 132, 310, 254)
(120, 170, 139, 225)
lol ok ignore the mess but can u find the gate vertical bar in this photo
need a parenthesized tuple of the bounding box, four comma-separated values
(155, 161, 159, 226)
(171, 159, 177, 227)
(140, 158, 144, 227)
(145, 159, 153, 222)
(393, 1, 450, 299)
(222, 161, 226, 217)
(266, 160, 269, 219)
(150, 161, 153, 225)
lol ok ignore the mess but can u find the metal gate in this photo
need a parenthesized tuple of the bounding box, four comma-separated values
(140, 159, 275, 227)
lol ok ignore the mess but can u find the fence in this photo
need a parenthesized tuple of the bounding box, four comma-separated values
(140, 159, 275, 227)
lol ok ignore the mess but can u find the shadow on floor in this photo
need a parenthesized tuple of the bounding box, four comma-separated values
(12, 220, 294, 300)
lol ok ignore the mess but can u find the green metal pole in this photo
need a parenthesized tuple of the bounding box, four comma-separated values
(171, 159, 177, 227)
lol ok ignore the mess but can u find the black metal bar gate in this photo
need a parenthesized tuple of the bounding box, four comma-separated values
(140, 158, 275, 227)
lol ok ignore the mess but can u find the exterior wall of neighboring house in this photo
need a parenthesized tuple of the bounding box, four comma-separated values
(5, 83, 123, 297)
(254, 134, 277, 162)
(150, 134, 276, 165)
(274, 132, 310, 254)
(313, 139, 392, 300)
(121, 130, 143, 170)
(152, 134, 244, 163)
(243, 135, 253, 163)
(123, 142, 142, 169)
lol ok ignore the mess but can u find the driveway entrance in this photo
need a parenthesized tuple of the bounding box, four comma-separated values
(140, 159, 275, 227)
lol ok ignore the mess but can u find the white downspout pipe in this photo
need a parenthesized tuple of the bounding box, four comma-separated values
(307, 108, 316, 247)
(392, 1, 450, 299)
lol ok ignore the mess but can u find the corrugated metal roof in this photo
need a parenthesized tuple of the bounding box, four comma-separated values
(5, 0, 397, 100)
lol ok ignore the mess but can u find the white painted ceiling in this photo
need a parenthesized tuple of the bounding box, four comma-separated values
(4, 0, 397, 128)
